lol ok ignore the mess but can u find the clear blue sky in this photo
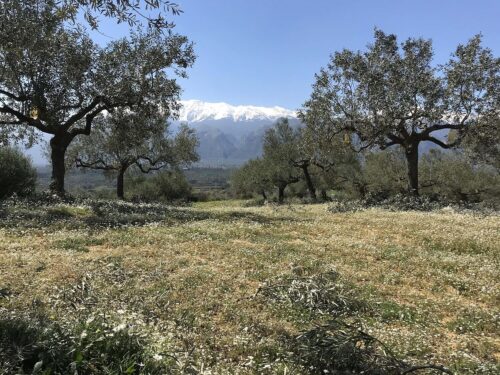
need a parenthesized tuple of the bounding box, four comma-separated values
(92, 0, 500, 110)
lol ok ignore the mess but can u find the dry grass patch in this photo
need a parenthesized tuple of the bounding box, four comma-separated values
(0, 201, 498, 373)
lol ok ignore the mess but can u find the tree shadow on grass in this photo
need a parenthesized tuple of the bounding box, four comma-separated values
(209, 209, 306, 225)
(0, 199, 304, 232)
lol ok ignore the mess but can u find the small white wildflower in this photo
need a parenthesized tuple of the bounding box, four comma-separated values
(113, 323, 126, 332)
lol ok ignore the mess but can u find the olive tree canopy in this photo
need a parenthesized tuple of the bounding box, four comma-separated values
(300, 30, 500, 195)
(0, 0, 195, 195)
(69, 110, 198, 199)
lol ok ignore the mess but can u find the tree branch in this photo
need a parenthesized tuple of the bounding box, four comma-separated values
(423, 136, 459, 149)
(0, 88, 28, 102)
(63, 96, 104, 131)
(0, 104, 49, 133)
(75, 157, 117, 171)
(421, 123, 464, 137)
(135, 160, 165, 173)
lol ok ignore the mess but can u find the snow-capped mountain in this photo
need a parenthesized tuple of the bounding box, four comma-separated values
(174, 100, 300, 166)
(179, 100, 297, 123)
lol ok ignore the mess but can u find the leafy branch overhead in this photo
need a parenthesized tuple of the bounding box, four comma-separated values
(57, 0, 183, 30)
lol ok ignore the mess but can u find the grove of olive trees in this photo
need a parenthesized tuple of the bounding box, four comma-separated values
(0, 0, 194, 196)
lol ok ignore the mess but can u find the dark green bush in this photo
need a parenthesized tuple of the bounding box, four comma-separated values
(129, 170, 192, 202)
(0, 147, 37, 199)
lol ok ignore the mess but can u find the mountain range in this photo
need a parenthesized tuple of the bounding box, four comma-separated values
(172, 100, 300, 166)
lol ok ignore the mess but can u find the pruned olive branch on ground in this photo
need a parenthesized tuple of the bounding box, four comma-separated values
(258, 271, 454, 374)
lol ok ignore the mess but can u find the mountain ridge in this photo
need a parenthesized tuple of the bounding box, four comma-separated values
(178, 99, 297, 123)
(174, 100, 300, 166)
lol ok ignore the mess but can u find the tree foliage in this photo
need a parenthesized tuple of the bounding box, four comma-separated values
(300, 30, 500, 195)
(232, 118, 361, 203)
(362, 149, 408, 198)
(128, 169, 193, 202)
(420, 150, 500, 204)
(59, 0, 184, 30)
(0, 0, 195, 195)
(0, 147, 37, 199)
(231, 158, 271, 200)
(459, 115, 500, 171)
(261, 119, 302, 203)
(69, 109, 198, 198)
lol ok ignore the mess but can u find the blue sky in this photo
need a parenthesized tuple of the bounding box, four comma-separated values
(89, 0, 500, 110)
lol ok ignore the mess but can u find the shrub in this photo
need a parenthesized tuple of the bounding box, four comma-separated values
(420, 150, 500, 204)
(0, 147, 37, 199)
(129, 170, 192, 202)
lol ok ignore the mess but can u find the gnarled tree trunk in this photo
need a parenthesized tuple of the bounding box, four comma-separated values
(261, 190, 267, 201)
(302, 165, 316, 201)
(49, 134, 73, 196)
(320, 189, 328, 201)
(116, 166, 127, 199)
(404, 142, 419, 196)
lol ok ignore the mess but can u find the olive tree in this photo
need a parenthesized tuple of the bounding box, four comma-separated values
(0, 0, 194, 195)
(268, 118, 358, 200)
(300, 118, 360, 199)
(300, 30, 500, 195)
(69, 110, 198, 199)
(231, 158, 271, 200)
(262, 120, 302, 203)
(232, 119, 302, 203)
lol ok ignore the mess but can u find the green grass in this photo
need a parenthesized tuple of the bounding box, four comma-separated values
(0, 200, 498, 374)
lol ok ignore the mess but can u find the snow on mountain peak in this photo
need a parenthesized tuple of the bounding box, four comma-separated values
(179, 100, 298, 123)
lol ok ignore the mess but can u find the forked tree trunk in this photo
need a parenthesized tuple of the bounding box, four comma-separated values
(302, 165, 317, 201)
(404, 143, 419, 196)
(49, 134, 72, 196)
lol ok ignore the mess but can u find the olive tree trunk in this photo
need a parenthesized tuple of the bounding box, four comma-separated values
(404, 143, 419, 196)
(261, 190, 267, 201)
(302, 165, 317, 201)
(49, 134, 73, 196)
(278, 184, 286, 204)
(116, 167, 127, 199)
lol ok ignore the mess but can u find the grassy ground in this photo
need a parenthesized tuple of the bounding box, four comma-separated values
(0, 200, 498, 374)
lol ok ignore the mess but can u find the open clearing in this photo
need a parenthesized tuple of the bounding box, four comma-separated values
(0, 201, 499, 373)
